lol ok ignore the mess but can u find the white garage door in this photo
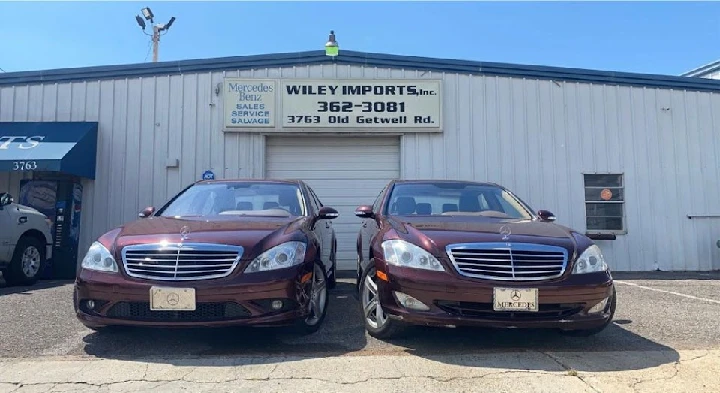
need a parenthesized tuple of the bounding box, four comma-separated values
(266, 136, 400, 270)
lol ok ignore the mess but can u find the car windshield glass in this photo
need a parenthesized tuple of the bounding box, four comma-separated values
(385, 182, 533, 219)
(158, 182, 305, 218)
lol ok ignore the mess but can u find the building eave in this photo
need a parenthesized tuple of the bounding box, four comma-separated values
(3, 49, 720, 92)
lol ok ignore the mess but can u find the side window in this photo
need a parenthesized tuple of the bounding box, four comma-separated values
(372, 184, 390, 212)
(306, 185, 323, 213)
(583, 173, 625, 233)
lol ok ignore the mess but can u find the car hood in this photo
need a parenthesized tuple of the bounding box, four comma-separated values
(10, 203, 45, 217)
(389, 216, 579, 257)
(110, 215, 309, 258)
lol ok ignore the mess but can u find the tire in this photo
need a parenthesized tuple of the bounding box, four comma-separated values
(360, 265, 405, 339)
(327, 240, 337, 290)
(561, 285, 617, 337)
(4, 236, 46, 286)
(295, 260, 330, 335)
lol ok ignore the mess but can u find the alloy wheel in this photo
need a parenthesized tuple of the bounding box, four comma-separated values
(21, 246, 41, 278)
(362, 268, 387, 329)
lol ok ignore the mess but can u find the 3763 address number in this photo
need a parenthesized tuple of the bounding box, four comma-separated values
(12, 161, 38, 171)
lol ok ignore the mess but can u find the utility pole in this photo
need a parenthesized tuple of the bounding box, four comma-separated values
(135, 7, 176, 63)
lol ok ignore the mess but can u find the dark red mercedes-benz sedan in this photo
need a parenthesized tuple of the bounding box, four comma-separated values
(74, 179, 339, 333)
(355, 180, 616, 339)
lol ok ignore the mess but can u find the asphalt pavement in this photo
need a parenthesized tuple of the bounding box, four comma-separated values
(0, 271, 719, 392)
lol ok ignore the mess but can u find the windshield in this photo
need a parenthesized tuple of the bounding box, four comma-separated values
(385, 182, 533, 219)
(158, 182, 306, 218)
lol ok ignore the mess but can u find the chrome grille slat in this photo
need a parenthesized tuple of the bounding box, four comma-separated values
(121, 243, 244, 281)
(446, 242, 568, 281)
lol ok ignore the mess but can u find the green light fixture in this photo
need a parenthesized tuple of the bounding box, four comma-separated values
(325, 30, 339, 57)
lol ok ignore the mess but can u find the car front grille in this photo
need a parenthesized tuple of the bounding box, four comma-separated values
(446, 242, 568, 281)
(121, 243, 244, 281)
(106, 301, 251, 322)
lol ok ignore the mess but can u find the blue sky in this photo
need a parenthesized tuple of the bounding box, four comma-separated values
(1, 1, 719, 76)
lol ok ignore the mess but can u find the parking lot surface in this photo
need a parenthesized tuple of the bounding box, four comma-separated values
(1, 271, 719, 392)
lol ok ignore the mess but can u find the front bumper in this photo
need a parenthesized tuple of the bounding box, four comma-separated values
(74, 264, 313, 328)
(378, 266, 615, 330)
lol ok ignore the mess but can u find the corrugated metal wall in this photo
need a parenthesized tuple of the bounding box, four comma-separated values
(1, 64, 718, 271)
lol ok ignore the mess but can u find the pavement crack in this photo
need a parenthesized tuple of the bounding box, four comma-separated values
(630, 360, 681, 392)
(538, 351, 602, 393)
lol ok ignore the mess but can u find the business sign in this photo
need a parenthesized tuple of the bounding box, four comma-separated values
(281, 80, 442, 130)
(224, 79, 276, 128)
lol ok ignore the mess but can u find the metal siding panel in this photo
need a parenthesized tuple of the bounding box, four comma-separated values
(70, 82, 87, 121)
(551, 82, 572, 230)
(110, 79, 129, 231)
(0, 87, 13, 121)
(95, 80, 115, 241)
(670, 90, 695, 270)
(137, 77, 157, 212)
(456, 74, 473, 180)
(166, 75, 184, 198)
(181, 74, 198, 188)
(210, 72, 226, 179)
(28, 85, 43, 121)
(13, 86, 29, 121)
(122, 78, 142, 225)
(80, 81, 100, 259)
(534, 80, 551, 211)
(152, 76, 171, 204)
(469, 76, 486, 181)
(41, 84, 57, 121)
(56, 83, 72, 121)
(511, 78, 529, 203)
(195, 73, 212, 179)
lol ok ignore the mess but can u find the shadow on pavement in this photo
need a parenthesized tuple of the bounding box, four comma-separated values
(81, 278, 680, 373)
(0, 277, 73, 295)
(81, 280, 367, 363)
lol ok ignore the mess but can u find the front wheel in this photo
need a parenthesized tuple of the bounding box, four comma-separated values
(295, 260, 329, 335)
(4, 237, 46, 286)
(360, 265, 404, 339)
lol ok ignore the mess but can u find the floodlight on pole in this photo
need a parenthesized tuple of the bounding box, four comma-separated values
(135, 7, 176, 63)
(325, 30, 339, 57)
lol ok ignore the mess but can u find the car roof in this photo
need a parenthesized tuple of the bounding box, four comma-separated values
(392, 179, 501, 187)
(196, 178, 303, 185)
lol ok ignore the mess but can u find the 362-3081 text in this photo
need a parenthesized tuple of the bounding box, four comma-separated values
(317, 101, 406, 113)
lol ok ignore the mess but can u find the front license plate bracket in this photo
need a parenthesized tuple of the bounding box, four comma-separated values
(493, 287, 539, 312)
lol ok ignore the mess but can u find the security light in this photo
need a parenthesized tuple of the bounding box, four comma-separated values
(135, 15, 146, 30)
(141, 7, 154, 23)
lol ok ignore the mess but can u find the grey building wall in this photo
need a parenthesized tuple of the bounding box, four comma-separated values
(1, 63, 719, 272)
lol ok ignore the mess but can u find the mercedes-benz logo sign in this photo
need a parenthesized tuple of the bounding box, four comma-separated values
(500, 225, 511, 241)
(180, 226, 190, 241)
(511, 290, 521, 301)
(166, 292, 180, 306)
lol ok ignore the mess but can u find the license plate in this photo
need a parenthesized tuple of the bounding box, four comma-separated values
(493, 287, 539, 312)
(149, 287, 196, 311)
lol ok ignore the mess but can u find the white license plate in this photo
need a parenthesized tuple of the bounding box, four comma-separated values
(149, 287, 196, 311)
(493, 287, 539, 312)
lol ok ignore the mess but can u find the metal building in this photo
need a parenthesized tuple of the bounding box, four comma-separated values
(1, 50, 720, 273)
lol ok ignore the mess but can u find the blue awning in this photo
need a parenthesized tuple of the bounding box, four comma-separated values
(0, 122, 99, 179)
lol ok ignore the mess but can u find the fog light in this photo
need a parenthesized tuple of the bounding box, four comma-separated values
(588, 298, 608, 314)
(86, 300, 96, 310)
(393, 291, 430, 311)
(271, 300, 283, 310)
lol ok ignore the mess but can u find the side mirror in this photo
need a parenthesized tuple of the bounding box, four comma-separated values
(0, 193, 13, 208)
(355, 205, 375, 219)
(139, 206, 155, 218)
(317, 206, 339, 220)
(537, 209, 556, 222)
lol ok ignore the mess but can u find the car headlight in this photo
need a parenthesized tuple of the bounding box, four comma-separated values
(244, 241, 307, 273)
(381, 239, 445, 272)
(81, 241, 118, 273)
(572, 245, 608, 274)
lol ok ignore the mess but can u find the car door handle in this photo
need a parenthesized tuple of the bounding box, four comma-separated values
(18, 216, 27, 224)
